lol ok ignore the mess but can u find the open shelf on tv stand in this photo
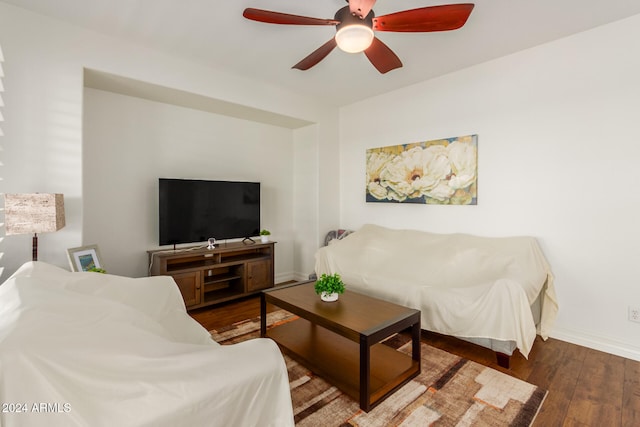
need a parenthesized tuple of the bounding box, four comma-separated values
(148, 241, 275, 311)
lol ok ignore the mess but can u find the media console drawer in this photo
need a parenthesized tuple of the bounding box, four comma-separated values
(148, 241, 275, 310)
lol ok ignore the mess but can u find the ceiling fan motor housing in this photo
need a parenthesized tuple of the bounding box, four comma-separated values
(335, 6, 374, 31)
(334, 6, 376, 53)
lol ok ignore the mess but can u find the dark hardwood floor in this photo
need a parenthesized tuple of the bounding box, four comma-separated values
(191, 294, 640, 426)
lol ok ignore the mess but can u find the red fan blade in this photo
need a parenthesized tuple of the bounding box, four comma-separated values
(292, 38, 338, 71)
(348, 0, 377, 20)
(243, 8, 339, 26)
(364, 37, 402, 74)
(373, 3, 474, 32)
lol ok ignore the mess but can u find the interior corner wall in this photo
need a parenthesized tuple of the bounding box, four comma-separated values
(292, 124, 320, 280)
(316, 110, 342, 243)
(338, 14, 640, 360)
(0, 2, 336, 280)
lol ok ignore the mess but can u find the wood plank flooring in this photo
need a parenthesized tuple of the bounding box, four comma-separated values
(190, 294, 640, 426)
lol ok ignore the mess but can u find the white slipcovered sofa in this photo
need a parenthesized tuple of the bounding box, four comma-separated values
(0, 262, 294, 427)
(315, 224, 558, 367)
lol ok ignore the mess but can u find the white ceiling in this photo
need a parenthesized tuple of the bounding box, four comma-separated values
(4, 0, 640, 106)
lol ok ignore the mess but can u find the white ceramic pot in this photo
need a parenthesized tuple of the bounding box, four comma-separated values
(320, 292, 339, 302)
(261, 235, 269, 243)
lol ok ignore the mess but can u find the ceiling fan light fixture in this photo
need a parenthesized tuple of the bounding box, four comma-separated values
(335, 24, 374, 53)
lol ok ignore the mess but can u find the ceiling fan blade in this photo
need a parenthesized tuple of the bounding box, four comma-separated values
(348, 0, 377, 20)
(364, 37, 402, 74)
(243, 8, 339, 26)
(373, 3, 474, 32)
(292, 38, 338, 71)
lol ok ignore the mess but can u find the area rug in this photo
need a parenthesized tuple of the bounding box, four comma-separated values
(210, 310, 547, 427)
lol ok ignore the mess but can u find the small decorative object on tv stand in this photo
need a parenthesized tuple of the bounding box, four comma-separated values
(259, 229, 271, 243)
(148, 241, 275, 310)
(207, 238, 216, 249)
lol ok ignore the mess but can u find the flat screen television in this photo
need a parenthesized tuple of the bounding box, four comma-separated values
(159, 178, 260, 246)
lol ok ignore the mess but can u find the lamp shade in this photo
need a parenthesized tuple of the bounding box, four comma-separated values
(335, 24, 374, 53)
(5, 193, 66, 235)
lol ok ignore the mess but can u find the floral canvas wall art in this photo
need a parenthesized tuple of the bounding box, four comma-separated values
(366, 135, 477, 205)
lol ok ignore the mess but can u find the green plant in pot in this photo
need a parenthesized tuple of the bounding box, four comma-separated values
(314, 273, 345, 302)
(259, 229, 271, 243)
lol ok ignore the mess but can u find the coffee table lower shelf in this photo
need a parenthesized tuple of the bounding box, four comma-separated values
(266, 317, 419, 410)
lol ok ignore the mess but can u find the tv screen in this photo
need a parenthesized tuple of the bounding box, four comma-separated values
(159, 178, 260, 246)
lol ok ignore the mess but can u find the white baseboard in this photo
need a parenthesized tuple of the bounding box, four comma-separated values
(293, 272, 312, 282)
(550, 327, 640, 362)
(275, 271, 313, 284)
(275, 271, 299, 284)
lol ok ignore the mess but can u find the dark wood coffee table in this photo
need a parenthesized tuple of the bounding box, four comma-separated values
(261, 281, 420, 412)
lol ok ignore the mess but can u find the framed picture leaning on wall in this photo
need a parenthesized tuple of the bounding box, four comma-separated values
(67, 244, 105, 272)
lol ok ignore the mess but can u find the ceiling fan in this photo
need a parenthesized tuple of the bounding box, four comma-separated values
(243, 1, 474, 74)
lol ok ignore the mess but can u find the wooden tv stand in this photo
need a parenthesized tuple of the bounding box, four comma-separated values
(148, 241, 275, 311)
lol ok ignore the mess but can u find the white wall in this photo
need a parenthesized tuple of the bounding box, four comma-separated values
(292, 125, 319, 280)
(83, 88, 296, 279)
(339, 14, 640, 360)
(0, 2, 339, 280)
(292, 108, 342, 280)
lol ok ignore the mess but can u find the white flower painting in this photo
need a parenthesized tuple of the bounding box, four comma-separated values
(366, 135, 478, 205)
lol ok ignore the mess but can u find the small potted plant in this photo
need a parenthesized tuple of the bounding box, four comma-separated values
(314, 273, 345, 302)
(259, 229, 271, 243)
